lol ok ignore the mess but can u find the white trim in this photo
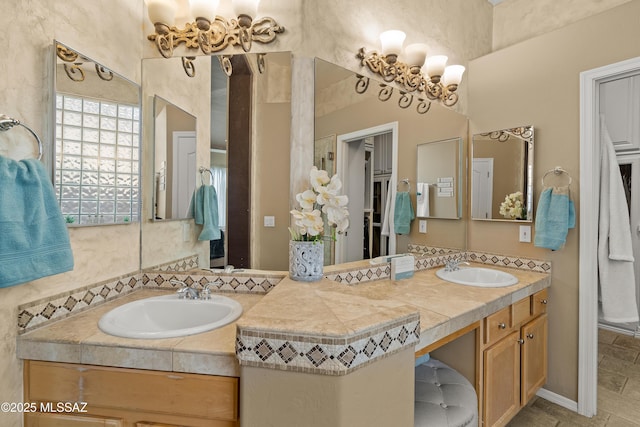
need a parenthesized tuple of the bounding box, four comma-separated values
(336, 122, 399, 263)
(579, 55, 640, 418)
(536, 387, 578, 413)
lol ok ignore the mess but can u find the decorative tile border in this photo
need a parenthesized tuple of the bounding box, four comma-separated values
(141, 271, 284, 294)
(465, 251, 552, 273)
(145, 255, 199, 272)
(17, 254, 286, 333)
(17, 272, 142, 333)
(236, 314, 420, 376)
(407, 244, 461, 255)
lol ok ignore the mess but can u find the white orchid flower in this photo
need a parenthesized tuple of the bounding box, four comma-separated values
(309, 166, 330, 191)
(296, 189, 317, 211)
(290, 209, 324, 237)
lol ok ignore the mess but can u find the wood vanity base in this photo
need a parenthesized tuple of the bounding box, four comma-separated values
(23, 361, 239, 427)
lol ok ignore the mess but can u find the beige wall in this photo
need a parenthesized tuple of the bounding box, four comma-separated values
(492, 0, 632, 50)
(0, 1, 143, 426)
(468, 0, 640, 400)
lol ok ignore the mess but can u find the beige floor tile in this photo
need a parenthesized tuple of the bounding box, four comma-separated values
(506, 405, 559, 427)
(598, 386, 640, 424)
(600, 356, 640, 381)
(613, 335, 640, 352)
(532, 397, 609, 426)
(606, 414, 640, 427)
(598, 368, 628, 393)
(621, 377, 640, 400)
(599, 329, 619, 345)
(599, 342, 639, 363)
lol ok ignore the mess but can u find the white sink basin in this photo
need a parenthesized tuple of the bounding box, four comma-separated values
(436, 267, 518, 288)
(98, 294, 243, 339)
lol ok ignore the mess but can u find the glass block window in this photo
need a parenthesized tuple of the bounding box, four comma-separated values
(55, 94, 140, 225)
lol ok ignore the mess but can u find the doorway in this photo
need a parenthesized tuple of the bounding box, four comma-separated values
(579, 55, 640, 417)
(336, 122, 398, 264)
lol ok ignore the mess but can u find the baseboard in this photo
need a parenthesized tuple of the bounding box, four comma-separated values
(536, 387, 578, 413)
(598, 322, 636, 336)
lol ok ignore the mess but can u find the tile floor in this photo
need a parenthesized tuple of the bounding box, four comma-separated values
(508, 329, 640, 426)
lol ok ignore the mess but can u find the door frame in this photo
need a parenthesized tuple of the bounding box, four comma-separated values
(171, 130, 197, 218)
(471, 157, 494, 220)
(336, 122, 398, 263)
(579, 55, 640, 417)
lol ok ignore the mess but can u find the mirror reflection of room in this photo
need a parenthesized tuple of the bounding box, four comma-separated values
(471, 126, 534, 222)
(54, 41, 141, 226)
(152, 96, 197, 221)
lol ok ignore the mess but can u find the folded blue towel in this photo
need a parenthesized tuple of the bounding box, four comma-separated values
(534, 186, 575, 250)
(415, 352, 431, 367)
(394, 191, 415, 235)
(0, 156, 74, 288)
(189, 184, 220, 241)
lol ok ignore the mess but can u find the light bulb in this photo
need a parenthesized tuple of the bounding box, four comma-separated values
(189, 0, 219, 20)
(379, 30, 406, 58)
(424, 55, 448, 82)
(403, 43, 428, 68)
(442, 65, 465, 88)
(145, 0, 177, 25)
(232, 0, 260, 18)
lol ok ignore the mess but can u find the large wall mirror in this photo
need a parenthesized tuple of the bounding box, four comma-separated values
(141, 52, 292, 271)
(315, 58, 469, 260)
(53, 41, 141, 226)
(152, 96, 197, 220)
(416, 137, 463, 219)
(471, 126, 534, 222)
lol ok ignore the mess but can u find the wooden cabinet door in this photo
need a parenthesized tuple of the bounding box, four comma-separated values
(25, 412, 122, 427)
(521, 313, 548, 404)
(483, 330, 521, 427)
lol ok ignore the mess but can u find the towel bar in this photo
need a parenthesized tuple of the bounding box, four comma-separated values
(542, 166, 572, 186)
(199, 166, 214, 185)
(0, 114, 43, 160)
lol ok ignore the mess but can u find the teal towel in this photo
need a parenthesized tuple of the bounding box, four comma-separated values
(0, 156, 74, 288)
(534, 186, 575, 250)
(189, 185, 220, 241)
(415, 352, 431, 367)
(394, 191, 415, 235)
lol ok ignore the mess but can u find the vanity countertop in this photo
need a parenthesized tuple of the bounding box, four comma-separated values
(17, 263, 549, 377)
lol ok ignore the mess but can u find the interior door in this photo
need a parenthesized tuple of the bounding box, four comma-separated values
(344, 139, 366, 262)
(472, 158, 493, 219)
(171, 131, 197, 218)
(617, 155, 640, 319)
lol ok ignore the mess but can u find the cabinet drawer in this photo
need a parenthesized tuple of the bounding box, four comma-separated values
(531, 289, 549, 317)
(26, 361, 238, 422)
(485, 306, 512, 345)
(512, 297, 531, 326)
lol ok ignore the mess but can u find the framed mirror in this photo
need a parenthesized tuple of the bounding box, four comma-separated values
(151, 95, 197, 221)
(416, 137, 463, 219)
(471, 126, 534, 222)
(53, 41, 141, 226)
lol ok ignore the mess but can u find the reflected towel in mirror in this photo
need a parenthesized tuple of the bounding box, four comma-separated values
(394, 191, 415, 235)
(189, 184, 221, 241)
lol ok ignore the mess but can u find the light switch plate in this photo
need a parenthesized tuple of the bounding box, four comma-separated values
(519, 225, 531, 243)
(264, 216, 275, 227)
(419, 220, 427, 233)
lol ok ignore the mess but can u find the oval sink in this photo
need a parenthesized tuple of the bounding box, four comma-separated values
(98, 294, 243, 339)
(436, 267, 518, 288)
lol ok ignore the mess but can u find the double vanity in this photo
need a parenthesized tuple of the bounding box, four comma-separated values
(17, 253, 550, 427)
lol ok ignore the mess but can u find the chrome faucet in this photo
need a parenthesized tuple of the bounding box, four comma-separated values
(171, 280, 200, 299)
(171, 279, 222, 300)
(444, 259, 470, 272)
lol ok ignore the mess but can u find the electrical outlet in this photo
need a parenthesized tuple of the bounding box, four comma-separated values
(519, 225, 531, 243)
(264, 216, 275, 227)
(419, 220, 427, 233)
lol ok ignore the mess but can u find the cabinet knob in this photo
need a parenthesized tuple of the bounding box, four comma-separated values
(498, 322, 506, 329)
(527, 333, 534, 339)
(541, 299, 548, 305)
(518, 338, 525, 345)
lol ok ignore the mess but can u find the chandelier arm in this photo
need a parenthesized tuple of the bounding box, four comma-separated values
(95, 64, 114, 81)
(416, 100, 431, 114)
(398, 92, 413, 109)
(63, 63, 85, 82)
(355, 75, 370, 94)
(378, 85, 394, 102)
(182, 56, 196, 78)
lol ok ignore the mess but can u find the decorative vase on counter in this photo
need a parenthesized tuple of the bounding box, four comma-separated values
(289, 240, 324, 282)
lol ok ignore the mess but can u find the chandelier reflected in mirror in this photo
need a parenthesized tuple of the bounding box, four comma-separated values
(357, 30, 465, 110)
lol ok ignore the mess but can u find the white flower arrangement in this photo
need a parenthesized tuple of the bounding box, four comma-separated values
(289, 166, 350, 242)
(499, 191, 526, 219)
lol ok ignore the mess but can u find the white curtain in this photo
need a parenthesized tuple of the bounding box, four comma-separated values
(209, 166, 227, 228)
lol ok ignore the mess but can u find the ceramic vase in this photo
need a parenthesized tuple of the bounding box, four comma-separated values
(289, 240, 324, 282)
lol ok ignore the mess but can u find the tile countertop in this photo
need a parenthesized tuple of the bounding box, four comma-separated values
(17, 263, 550, 377)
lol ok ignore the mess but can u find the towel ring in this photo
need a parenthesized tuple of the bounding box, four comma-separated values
(542, 166, 572, 186)
(398, 178, 410, 191)
(199, 166, 214, 185)
(0, 114, 43, 160)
